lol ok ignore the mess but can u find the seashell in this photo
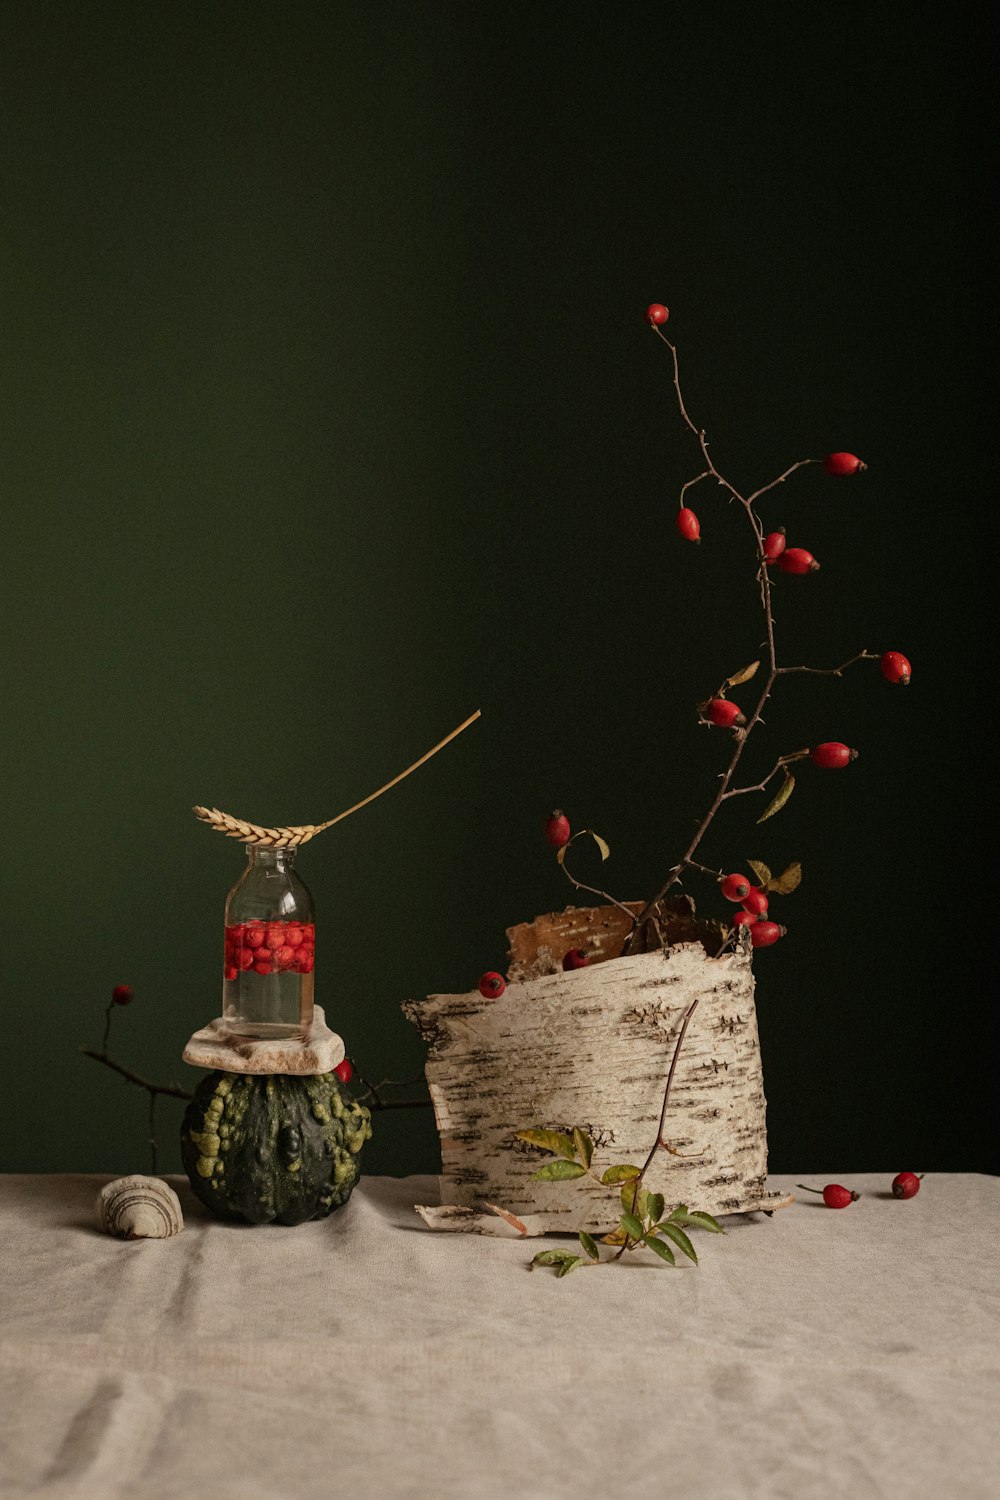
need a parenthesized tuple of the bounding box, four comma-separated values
(96, 1175, 184, 1239)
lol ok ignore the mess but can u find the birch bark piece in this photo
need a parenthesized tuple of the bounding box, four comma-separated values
(403, 908, 791, 1233)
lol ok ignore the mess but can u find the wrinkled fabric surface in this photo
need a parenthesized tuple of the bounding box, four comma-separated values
(0, 1172, 996, 1500)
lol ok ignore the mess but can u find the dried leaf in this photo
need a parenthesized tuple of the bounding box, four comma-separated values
(747, 859, 772, 888)
(578, 1231, 600, 1261)
(601, 1164, 641, 1185)
(586, 830, 611, 861)
(644, 1234, 676, 1265)
(573, 1128, 595, 1168)
(531, 1249, 576, 1267)
(726, 660, 760, 688)
(516, 1129, 576, 1160)
(646, 1192, 665, 1227)
(555, 1256, 584, 1277)
(601, 1228, 627, 1245)
(620, 1212, 645, 1240)
(556, 844, 568, 866)
(532, 1160, 587, 1181)
(757, 772, 795, 824)
(485, 1204, 528, 1235)
(768, 860, 802, 894)
(658, 1221, 698, 1263)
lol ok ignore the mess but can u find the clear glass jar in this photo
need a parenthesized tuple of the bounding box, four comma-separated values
(222, 845, 315, 1039)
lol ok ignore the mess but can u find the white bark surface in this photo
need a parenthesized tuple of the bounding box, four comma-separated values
(403, 939, 791, 1233)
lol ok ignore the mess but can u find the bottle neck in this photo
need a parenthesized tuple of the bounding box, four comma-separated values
(245, 844, 297, 871)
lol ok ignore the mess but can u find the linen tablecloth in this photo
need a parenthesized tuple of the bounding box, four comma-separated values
(1, 1173, 996, 1499)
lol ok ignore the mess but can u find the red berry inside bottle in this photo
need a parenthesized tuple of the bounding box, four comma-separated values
(823, 452, 866, 477)
(562, 948, 592, 971)
(810, 742, 858, 770)
(741, 888, 769, 916)
(645, 303, 669, 326)
(721, 873, 751, 902)
(545, 810, 571, 848)
(891, 1171, 922, 1199)
(676, 507, 700, 541)
(763, 530, 786, 562)
(706, 699, 745, 728)
(479, 971, 506, 998)
(750, 920, 785, 948)
(777, 547, 820, 575)
(880, 651, 911, 686)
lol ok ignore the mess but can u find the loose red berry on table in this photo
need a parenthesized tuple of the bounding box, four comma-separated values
(742, 888, 769, 916)
(676, 507, 700, 541)
(892, 1172, 922, 1199)
(111, 984, 134, 1006)
(750, 920, 785, 948)
(334, 1058, 354, 1084)
(823, 1183, 860, 1208)
(545, 810, 571, 848)
(880, 651, 912, 686)
(721, 873, 751, 901)
(732, 910, 757, 928)
(645, 303, 669, 326)
(562, 948, 591, 971)
(763, 530, 787, 562)
(824, 452, 867, 477)
(706, 699, 745, 728)
(479, 971, 506, 998)
(810, 742, 858, 770)
(777, 547, 820, 575)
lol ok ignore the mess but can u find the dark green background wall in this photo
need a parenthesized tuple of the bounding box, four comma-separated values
(2, 4, 992, 1179)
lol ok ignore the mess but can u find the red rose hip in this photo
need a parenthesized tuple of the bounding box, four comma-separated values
(823, 1183, 860, 1208)
(111, 984, 134, 1006)
(562, 948, 591, 971)
(810, 742, 858, 770)
(880, 651, 911, 686)
(479, 971, 506, 998)
(721, 873, 751, 902)
(750, 920, 785, 948)
(824, 452, 866, 477)
(645, 303, 669, 326)
(706, 699, 745, 728)
(334, 1058, 354, 1084)
(763, 530, 786, 562)
(545, 810, 571, 848)
(676, 507, 700, 541)
(741, 887, 769, 916)
(777, 547, 820, 575)
(892, 1172, 922, 1199)
(732, 910, 757, 928)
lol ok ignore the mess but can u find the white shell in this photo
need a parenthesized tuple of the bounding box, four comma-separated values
(96, 1175, 184, 1239)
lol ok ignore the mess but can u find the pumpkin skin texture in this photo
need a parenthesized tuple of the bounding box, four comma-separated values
(181, 1070, 372, 1225)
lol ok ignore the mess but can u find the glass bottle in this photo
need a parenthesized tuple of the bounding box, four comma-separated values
(222, 845, 315, 1039)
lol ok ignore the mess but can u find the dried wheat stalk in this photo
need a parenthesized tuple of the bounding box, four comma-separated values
(194, 708, 481, 847)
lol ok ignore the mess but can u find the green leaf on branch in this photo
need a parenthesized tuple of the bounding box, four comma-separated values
(532, 1160, 588, 1181)
(555, 1256, 584, 1277)
(671, 1209, 725, 1234)
(573, 1128, 595, 1168)
(726, 660, 760, 688)
(601, 1163, 641, 1185)
(620, 1212, 645, 1240)
(758, 772, 795, 824)
(646, 1192, 665, 1227)
(657, 1221, 698, 1263)
(644, 1235, 676, 1265)
(621, 1183, 649, 1220)
(667, 1204, 689, 1219)
(747, 860, 772, 888)
(578, 1231, 600, 1261)
(768, 861, 802, 894)
(516, 1129, 577, 1159)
